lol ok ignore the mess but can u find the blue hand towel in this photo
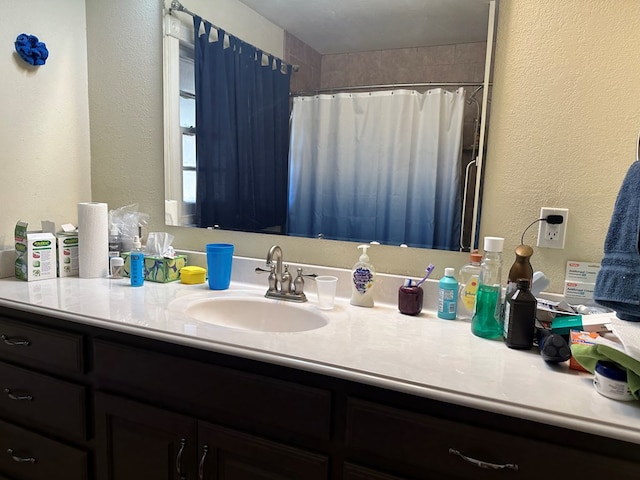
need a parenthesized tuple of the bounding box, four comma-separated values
(594, 161, 640, 321)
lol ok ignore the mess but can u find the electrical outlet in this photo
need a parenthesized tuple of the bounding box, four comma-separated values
(536, 207, 568, 248)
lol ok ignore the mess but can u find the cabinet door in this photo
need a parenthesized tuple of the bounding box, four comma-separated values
(346, 397, 640, 480)
(95, 392, 197, 480)
(198, 421, 329, 480)
(343, 463, 408, 480)
(0, 418, 88, 480)
(0, 360, 87, 441)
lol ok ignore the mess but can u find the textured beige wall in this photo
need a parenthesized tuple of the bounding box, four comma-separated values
(87, 0, 640, 294)
(0, 0, 91, 246)
(482, 0, 640, 292)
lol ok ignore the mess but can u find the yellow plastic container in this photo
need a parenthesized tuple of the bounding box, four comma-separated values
(180, 266, 206, 284)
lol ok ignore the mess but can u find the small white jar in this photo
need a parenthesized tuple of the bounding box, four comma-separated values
(593, 361, 634, 402)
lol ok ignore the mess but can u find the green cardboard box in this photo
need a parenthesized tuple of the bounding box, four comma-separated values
(120, 253, 187, 283)
(15, 221, 57, 281)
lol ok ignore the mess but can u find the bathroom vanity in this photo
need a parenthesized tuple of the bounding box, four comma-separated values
(0, 262, 638, 479)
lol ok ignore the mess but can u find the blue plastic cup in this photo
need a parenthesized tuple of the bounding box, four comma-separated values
(206, 243, 234, 290)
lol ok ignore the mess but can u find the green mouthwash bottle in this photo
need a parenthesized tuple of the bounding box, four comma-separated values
(471, 237, 504, 339)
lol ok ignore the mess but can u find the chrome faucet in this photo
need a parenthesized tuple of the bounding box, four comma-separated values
(256, 245, 315, 302)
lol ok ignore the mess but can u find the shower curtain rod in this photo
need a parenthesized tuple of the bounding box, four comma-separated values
(291, 82, 490, 97)
(168, 0, 299, 72)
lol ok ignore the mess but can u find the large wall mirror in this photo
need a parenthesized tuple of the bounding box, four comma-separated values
(163, 0, 497, 252)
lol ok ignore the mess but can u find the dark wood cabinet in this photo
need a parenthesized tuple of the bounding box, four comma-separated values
(345, 397, 640, 479)
(95, 391, 329, 480)
(0, 305, 639, 480)
(0, 313, 89, 480)
(0, 414, 88, 480)
(343, 463, 407, 480)
(198, 422, 329, 480)
(0, 360, 87, 441)
(95, 392, 197, 480)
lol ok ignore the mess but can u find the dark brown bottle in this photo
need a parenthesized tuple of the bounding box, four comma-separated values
(504, 279, 537, 349)
(506, 244, 534, 300)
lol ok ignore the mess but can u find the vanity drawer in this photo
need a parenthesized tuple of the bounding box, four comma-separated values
(345, 398, 639, 480)
(0, 360, 87, 440)
(0, 316, 84, 374)
(0, 418, 88, 480)
(93, 339, 332, 443)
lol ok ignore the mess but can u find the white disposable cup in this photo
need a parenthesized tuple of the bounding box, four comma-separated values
(315, 276, 338, 310)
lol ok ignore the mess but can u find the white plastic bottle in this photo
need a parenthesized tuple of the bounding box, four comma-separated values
(458, 251, 483, 317)
(350, 245, 376, 307)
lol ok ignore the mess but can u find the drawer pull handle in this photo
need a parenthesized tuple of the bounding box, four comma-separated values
(1, 335, 31, 347)
(449, 448, 518, 471)
(7, 448, 36, 464)
(198, 444, 209, 480)
(176, 438, 186, 478)
(4, 388, 33, 401)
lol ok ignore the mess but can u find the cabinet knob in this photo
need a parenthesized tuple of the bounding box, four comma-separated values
(449, 448, 519, 471)
(4, 388, 33, 401)
(7, 448, 36, 464)
(198, 444, 209, 480)
(176, 438, 186, 478)
(1, 335, 31, 346)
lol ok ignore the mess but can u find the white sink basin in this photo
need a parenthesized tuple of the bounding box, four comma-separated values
(182, 296, 329, 332)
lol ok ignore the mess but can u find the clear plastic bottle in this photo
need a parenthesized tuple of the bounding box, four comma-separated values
(108, 225, 122, 258)
(438, 268, 459, 320)
(458, 250, 483, 316)
(506, 244, 534, 301)
(504, 278, 537, 349)
(471, 236, 504, 339)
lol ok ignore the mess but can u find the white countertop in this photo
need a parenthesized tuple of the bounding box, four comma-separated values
(0, 255, 639, 445)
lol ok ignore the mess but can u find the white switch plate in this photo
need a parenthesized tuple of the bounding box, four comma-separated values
(536, 207, 568, 248)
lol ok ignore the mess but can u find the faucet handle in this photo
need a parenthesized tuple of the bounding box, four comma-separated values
(255, 261, 277, 272)
(281, 264, 293, 293)
(292, 268, 305, 295)
(256, 264, 277, 292)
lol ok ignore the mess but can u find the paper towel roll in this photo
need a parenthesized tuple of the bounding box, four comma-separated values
(78, 202, 109, 278)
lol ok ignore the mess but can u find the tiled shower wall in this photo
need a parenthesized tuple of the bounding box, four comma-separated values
(285, 33, 487, 152)
(284, 33, 323, 93)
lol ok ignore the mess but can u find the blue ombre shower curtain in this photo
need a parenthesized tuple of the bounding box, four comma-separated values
(193, 17, 292, 231)
(287, 88, 466, 250)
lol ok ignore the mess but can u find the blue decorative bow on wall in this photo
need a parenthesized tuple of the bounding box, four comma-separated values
(15, 33, 49, 66)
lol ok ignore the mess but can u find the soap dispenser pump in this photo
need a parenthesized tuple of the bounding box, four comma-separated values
(350, 244, 376, 307)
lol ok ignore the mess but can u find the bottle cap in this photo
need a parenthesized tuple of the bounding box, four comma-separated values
(470, 251, 483, 263)
(595, 361, 627, 382)
(110, 256, 124, 267)
(133, 235, 142, 250)
(514, 244, 534, 258)
(483, 236, 504, 253)
(444, 267, 456, 277)
(357, 244, 370, 262)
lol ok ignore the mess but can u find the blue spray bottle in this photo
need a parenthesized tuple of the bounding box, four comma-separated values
(129, 236, 144, 287)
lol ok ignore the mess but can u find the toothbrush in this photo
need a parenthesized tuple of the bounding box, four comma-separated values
(415, 264, 435, 287)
